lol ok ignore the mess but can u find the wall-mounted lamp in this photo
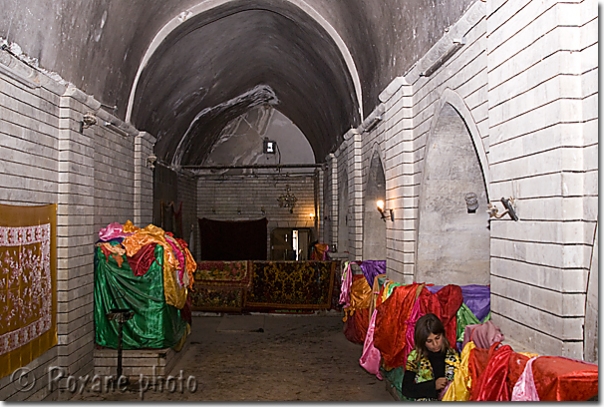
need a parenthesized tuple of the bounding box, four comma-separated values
(80, 112, 97, 133)
(465, 192, 479, 213)
(263, 137, 277, 154)
(146, 154, 157, 169)
(377, 199, 394, 222)
(488, 197, 518, 221)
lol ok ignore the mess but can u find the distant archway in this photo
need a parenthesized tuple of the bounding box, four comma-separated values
(362, 149, 386, 261)
(416, 102, 489, 285)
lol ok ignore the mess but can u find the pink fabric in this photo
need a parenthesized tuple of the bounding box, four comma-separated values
(98, 222, 133, 241)
(339, 262, 353, 308)
(463, 320, 505, 350)
(165, 235, 186, 286)
(403, 297, 422, 362)
(359, 309, 383, 379)
(512, 356, 540, 401)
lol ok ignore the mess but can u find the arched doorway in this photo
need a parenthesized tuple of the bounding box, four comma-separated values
(363, 150, 387, 261)
(416, 104, 490, 285)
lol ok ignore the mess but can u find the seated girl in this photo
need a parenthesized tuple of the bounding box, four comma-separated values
(401, 313, 460, 401)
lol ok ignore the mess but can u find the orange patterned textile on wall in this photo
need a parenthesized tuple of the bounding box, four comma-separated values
(0, 204, 57, 380)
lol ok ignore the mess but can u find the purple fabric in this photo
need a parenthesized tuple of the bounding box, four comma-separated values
(427, 284, 490, 321)
(359, 260, 386, 288)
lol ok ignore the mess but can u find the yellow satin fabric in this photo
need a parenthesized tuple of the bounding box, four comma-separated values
(343, 276, 372, 322)
(121, 222, 187, 309)
(442, 340, 477, 401)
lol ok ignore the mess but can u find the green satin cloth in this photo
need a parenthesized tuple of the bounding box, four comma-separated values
(94, 244, 186, 349)
(381, 366, 405, 400)
(456, 303, 491, 343)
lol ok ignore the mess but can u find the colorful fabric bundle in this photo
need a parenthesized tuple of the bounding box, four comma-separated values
(342, 274, 372, 343)
(94, 244, 188, 350)
(94, 221, 195, 350)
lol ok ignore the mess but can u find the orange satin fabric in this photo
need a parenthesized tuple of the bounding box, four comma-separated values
(373, 283, 422, 370)
(468, 345, 489, 398)
(121, 223, 187, 309)
(342, 274, 372, 322)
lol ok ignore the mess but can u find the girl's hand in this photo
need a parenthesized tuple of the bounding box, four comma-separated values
(435, 377, 448, 390)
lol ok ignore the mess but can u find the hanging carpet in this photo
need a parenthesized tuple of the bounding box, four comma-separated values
(0, 204, 57, 380)
(190, 261, 250, 312)
(245, 261, 337, 310)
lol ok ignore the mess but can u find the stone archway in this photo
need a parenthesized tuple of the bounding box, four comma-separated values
(416, 103, 490, 285)
(362, 150, 386, 261)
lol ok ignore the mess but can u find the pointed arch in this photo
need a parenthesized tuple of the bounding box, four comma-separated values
(425, 88, 491, 200)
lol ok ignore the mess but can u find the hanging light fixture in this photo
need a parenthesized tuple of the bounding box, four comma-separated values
(277, 184, 298, 214)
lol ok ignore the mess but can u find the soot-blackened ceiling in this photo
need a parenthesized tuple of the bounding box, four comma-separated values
(1, 0, 476, 167)
(131, 1, 359, 166)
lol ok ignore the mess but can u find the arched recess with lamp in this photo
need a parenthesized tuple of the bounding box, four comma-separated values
(415, 91, 490, 285)
(362, 148, 387, 261)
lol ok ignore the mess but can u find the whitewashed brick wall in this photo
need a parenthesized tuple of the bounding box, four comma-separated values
(134, 132, 156, 227)
(363, 0, 597, 357)
(486, 0, 598, 358)
(0, 51, 62, 401)
(93, 118, 136, 232)
(377, 1, 488, 285)
(196, 172, 320, 259)
(0, 49, 150, 399)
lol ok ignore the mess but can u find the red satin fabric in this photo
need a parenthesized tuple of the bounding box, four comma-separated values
(532, 356, 598, 401)
(126, 242, 157, 276)
(343, 307, 369, 344)
(418, 284, 463, 348)
(507, 351, 530, 396)
(470, 342, 514, 401)
(373, 283, 421, 369)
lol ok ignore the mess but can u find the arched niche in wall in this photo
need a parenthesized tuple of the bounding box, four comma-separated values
(337, 167, 349, 255)
(416, 103, 490, 285)
(583, 223, 598, 363)
(362, 149, 386, 261)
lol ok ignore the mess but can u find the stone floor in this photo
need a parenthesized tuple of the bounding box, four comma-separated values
(72, 312, 394, 402)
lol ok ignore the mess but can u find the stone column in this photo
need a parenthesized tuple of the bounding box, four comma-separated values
(55, 85, 98, 399)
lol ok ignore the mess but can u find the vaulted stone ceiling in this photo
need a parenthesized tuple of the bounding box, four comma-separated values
(1, 0, 474, 166)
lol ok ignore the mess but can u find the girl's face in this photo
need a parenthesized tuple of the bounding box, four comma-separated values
(425, 333, 443, 352)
